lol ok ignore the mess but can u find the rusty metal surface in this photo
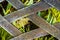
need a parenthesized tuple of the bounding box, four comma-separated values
(4, 1, 51, 23)
(44, 0, 60, 10)
(0, 15, 22, 36)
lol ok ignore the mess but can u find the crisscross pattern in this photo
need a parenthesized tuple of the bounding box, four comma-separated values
(0, 0, 60, 40)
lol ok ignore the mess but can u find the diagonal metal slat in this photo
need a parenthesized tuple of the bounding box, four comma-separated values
(5, 0, 59, 39)
(0, 15, 22, 36)
(10, 20, 60, 40)
(54, 23, 60, 29)
(44, 0, 60, 10)
(6, 0, 24, 9)
(5, 0, 50, 40)
(0, 0, 25, 37)
(4, 1, 51, 23)
(11, 28, 48, 40)
(0, 0, 59, 39)
(28, 14, 60, 40)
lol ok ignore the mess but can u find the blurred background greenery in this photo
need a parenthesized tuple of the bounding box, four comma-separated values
(0, 0, 60, 40)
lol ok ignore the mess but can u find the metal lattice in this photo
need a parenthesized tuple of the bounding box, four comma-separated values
(0, 0, 60, 40)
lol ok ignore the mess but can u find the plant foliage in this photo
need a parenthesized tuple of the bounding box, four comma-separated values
(0, 0, 60, 40)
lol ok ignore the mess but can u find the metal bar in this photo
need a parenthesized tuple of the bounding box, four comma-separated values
(5, 0, 50, 40)
(54, 23, 60, 29)
(0, 0, 25, 37)
(10, 21, 60, 40)
(6, 0, 60, 23)
(4, 1, 51, 23)
(0, 15, 22, 36)
(28, 14, 60, 40)
(6, 0, 24, 9)
(44, 0, 60, 10)
(3, 0, 59, 39)
(4, 0, 60, 39)
(11, 28, 48, 40)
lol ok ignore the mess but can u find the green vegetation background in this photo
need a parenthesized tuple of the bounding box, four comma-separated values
(0, 0, 60, 40)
